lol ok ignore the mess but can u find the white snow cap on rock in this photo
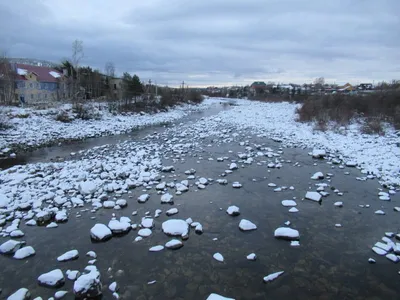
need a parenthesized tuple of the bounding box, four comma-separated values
(206, 293, 235, 300)
(239, 219, 257, 231)
(38, 269, 65, 287)
(57, 250, 79, 262)
(90, 224, 112, 241)
(162, 219, 189, 237)
(263, 271, 284, 282)
(274, 227, 299, 240)
(305, 191, 322, 202)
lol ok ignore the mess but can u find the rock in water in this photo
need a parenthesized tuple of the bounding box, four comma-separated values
(246, 253, 256, 261)
(206, 294, 234, 300)
(305, 191, 322, 202)
(311, 172, 324, 180)
(213, 253, 224, 262)
(274, 227, 300, 240)
(79, 181, 97, 195)
(138, 194, 150, 203)
(289, 207, 299, 213)
(239, 219, 257, 231)
(281, 200, 297, 207)
(90, 224, 112, 241)
(312, 149, 326, 158)
(161, 193, 174, 204)
(226, 205, 240, 216)
(73, 266, 102, 299)
(0, 240, 25, 254)
(263, 271, 284, 282)
(162, 219, 189, 237)
(38, 269, 65, 288)
(57, 250, 79, 262)
(7, 288, 31, 300)
(165, 239, 183, 250)
(166, 208, 179, 216)
(13, 246, 35, 259)
(149, 245, 164, 252)
(108, 220, 131, 234)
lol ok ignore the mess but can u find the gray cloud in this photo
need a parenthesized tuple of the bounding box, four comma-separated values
(1, 0, 399, 86)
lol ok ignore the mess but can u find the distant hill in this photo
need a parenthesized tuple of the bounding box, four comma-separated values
(9, 58, 57, 68)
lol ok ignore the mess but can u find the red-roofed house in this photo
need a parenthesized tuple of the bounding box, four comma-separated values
(14, 63, 68, 104)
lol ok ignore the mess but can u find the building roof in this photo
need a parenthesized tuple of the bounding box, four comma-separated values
(15, 63, 63, 82)
(251, 81, 267, 87)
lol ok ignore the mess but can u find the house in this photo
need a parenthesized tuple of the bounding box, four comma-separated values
(13, 63, 67, 105)
(250, 81, 267, 95)
(337, 83, 354, 92)
(110, 77, 123, 99)
(358, 83, 373, 90)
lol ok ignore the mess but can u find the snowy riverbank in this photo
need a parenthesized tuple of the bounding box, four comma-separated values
(212, 99, 400, 186)
(0, 99, 216, 155)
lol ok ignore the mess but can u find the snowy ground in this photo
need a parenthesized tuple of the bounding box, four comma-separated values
(0, 99, 216, 155)
(0, 98, 399, 299)
(212, 100, 400, 187)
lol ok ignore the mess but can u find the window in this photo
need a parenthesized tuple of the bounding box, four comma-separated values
(31, 94, 34, 99)
(114, 84, 117, 90)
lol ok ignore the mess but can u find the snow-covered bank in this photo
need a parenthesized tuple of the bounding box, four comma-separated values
(0, 99, 216, 155)
(211, 100, 400, 186)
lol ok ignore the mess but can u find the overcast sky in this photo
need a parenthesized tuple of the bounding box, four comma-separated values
(1, 0, 399, 86)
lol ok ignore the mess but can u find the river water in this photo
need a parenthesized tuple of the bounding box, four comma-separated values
(0, 104, 399, 300)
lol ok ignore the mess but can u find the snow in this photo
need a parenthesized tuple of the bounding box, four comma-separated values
(281, 200, 297, 207)
(7, 288, 30, 300)
(213, 252, 224, 262)
(49, 71, 61, 78)
(37, 269, 65, 287)
(305, 191, 322, 202)
(149, 245, 164, 252)
(57, 249, 79, 262)
(17, 68, 28, 75)
(138, 194, 150, 203)
(141, 217, 154, 228)
(274, 227, 300, 240)
(239, 219, 257, 231)
(288, 207, 299, 213)
(246, 253, 256, 260)
(0, 193, 10, 208)
(165, 239, 183, 249)
(263, 271, 284, 282)
(13, 246, 35, 259)
(0, 240, 25, 254)
(162, 219, 189, 237)
(372, 247, 387, 255)
(166, 208, 179, 216)
(206, 100, 400, 186)
(138, 228, 152, 237)
(90, 224, 112, 241)
(226, 205, 240, 216)
(73, 266, 102, 298)
(161, 193, 174, 204)
(0, 101, 214, 153)
(206, 294, 234, 300)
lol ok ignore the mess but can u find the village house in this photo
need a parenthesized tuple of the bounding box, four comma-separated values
(250, 81, 267, 95)
(13, 63, 68, 105)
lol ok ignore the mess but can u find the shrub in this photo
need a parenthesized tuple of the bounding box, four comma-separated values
(55, 110, 73, 123)
(185, 90, 204, 104)
(361, 117, 385, 135)
(0, 114, 11, 131)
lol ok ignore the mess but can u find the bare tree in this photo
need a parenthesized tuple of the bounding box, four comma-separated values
(0, 51, 16, 105)
(104, 61, 116, 101)
(71, 40, 84, 101)
(104, 62, 115, 78)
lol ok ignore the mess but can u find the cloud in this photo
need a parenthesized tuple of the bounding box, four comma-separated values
(0, 0, 399, 86)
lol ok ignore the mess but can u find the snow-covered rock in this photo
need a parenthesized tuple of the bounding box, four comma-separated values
(166, 208, 179, 216)
(138, 228, 152, 237)
(274, 227, 299, 240)
(0, 240, 25, 254)
(38, 269, 65, 288)
(57, 250, 79, 262)
(239, 219, 257, 231)
(13, 246, 35, 259)
(246, 253, 256, 261)
(311, 172, 324, 180)
(165, 239, 183, 250)
(138, 194, 150, 203)
(312, 149, 326, 158)
(213, 252, 224, 262)
(79, 181, 97, 195)
(263, 271, 284, 282)
(305, 191, 322, 202)
(108, 219, 131, 234)
(206, 293, 234, 300)
(226, 205, 240, 216)
(161, 193, 174, 204)
(149, 245, 164, 252)
(162, 219, 189, 237)
(232, 182, 242, 188)
(288, 207, 299, 213)
(73, 266, 102, 299)
(7, 288, 31, 300)
(90, 224, 112, 241)
(281, 200, 297, 207)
